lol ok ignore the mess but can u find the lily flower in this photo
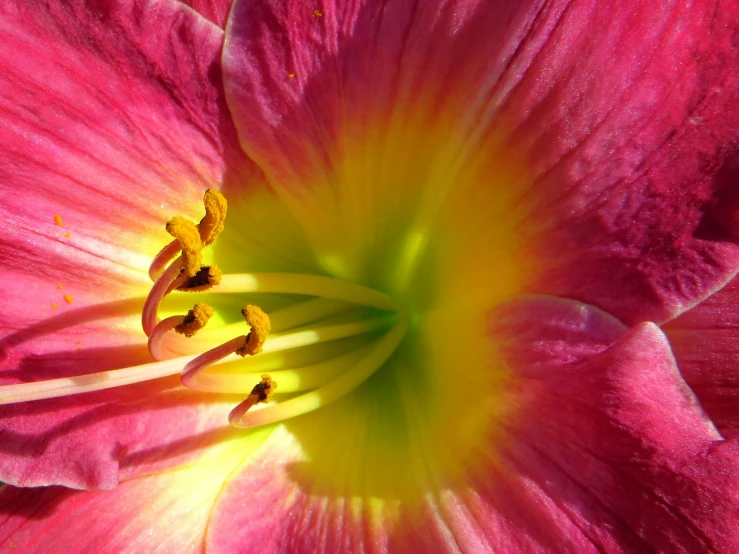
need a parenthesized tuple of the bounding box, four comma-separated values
(1, 0, 739, 551)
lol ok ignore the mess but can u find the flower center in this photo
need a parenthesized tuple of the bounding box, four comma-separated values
(0, 190, 409, 429)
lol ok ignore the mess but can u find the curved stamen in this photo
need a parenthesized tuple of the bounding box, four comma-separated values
(0, 355, 197, 405)
(142, 260, 185, 336)
(215, 273, 396, 311)
(148, 315, 185, 360)
(183, 343, 373, 394)
(181, 315, 396, 389)
(149, 239, 181, 282)
(148, 304, 214, 360)
(148, 298, 352, 358)
(229, 314, 409, 428)
(180, 336, 248, 389)
(0, 313, 395, 406)
(228, 375, 276, 419)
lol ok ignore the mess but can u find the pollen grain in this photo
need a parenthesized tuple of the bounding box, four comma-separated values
(175, 303, 214, 338)
(236, 304, 271, 356)
(198, 189, 227, 246)
(166, 216, 203, 277)
(178, 265, 222, 292)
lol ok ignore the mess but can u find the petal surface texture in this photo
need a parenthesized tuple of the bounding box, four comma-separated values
(0, 439, 264, 553)
(0, 0, 259, 489)
(665, 275, 739, 438)
(222, 0, 739, 324)
(179, 0, 233, 28)
(1, 0, 739, 552)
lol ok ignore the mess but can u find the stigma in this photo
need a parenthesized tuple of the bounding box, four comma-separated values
(0, 190, 409, 429)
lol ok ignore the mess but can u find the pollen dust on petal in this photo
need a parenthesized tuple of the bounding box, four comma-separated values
(313, 9, 322, 17)
(64, 295, 74, 304)
(54, 214, 63, 227)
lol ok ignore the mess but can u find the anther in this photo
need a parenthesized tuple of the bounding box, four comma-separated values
(165, 216, 202, 277)
(149, 189, 228, 281)
(180, 305, 271, 388)
(228, 375, 277, 424)
(175, 303, 214, 338)
(198, 189, 228, 246)
(177, 265, 222, 292)
(236, 305, 271, 356)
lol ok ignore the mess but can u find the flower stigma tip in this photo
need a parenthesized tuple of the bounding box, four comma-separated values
(0, 190, 410, 429)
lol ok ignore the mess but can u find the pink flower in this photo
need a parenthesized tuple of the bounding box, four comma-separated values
(1, 0, 739, 551)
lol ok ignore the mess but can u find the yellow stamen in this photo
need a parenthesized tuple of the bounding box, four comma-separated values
(175, 303, 214, 338)
(177, 265, 222, 292)
(166, 216, 202, 277)
(198, 189, 227, 246)
(236, 304, 271, 356)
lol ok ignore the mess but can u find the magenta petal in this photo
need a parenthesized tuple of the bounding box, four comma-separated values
(180, 0, 233, 28)
(0, 374, 240, 490)
(490, 294, 628, 367)
(514, 0, 739, 323)
(473, 319, 739, 552)
(665, 275, 739, 438)
(221, 0, 557, 183)
(0, 0, 255, 298)
(0, 463, 234, 552)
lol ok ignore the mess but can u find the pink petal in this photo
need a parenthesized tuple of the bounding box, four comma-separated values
(222, 0, 550, 184)
(475, 316, 739, 552)
(0, 375, 240, 490)
(222, 0, 739, 323)
(179, 0, 233, 28)
(519, 0, 739, 323)
(444, 314, 739, 552)
(0, 450, 246, 553)
(0, 0, 257, 305)
(664, 274, 739, 438)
